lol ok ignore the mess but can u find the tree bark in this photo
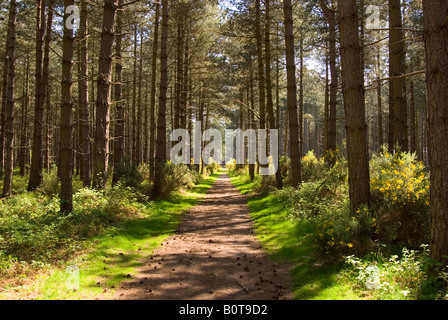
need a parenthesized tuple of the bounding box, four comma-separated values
(28, 0, 47, 190)
(422, 0, 448, 264)
(338, 0, 370, 215)
(319, 0, 338, 164)
(59, 0, 75, 212)
(388, 0, 408, 152)
(92, 0, 119, 189)
(2, 0, 16, 197)
(149, 1, 160, 181)
(78, 0, 90, 187)
(264, 0, 282, 189)
(153, 0, 169, 198)
(112, 0, 123, 186)
(283, 0, 301, 187)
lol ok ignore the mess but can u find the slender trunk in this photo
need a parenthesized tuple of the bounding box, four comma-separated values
(388, 0, 407, 152)
(255, 0, 265, 138)
(264, 0, 282, 189)
(28, 0, 47, 190)
(2, 0, 16, 197)
(283, 0, 301, 187)
(79, 0, 90, 187)
(136, 31, 144, 165)
(131, 26, 137, 164)
(377, 48, 383, 151)
(409, 80, 416, 154)
(149, 1, 160, 181)
(112, 0, 123, 186)
(153, 0, 169, 198)
(319, 0, 338, 163)
(0, 55, 7, 178)
(19, 55, 30, 176)
(324, 54, 329, 153)
(59, 0, 75, 212)
(249, 59, 255, 181)
(92, 0, 119, 189)
(338, 0, 370, 215)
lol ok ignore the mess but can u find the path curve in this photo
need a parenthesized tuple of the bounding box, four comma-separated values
(114, 173, 292, 300)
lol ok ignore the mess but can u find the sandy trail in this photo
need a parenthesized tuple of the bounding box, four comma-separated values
(113, 173, 292, 300)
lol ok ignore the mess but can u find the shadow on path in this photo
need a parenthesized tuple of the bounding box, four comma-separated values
(113, 173, 292, 300)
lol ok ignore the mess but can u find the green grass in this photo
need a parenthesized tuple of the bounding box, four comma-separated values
(0, 172, 220, 300)
(229, 173, 360, 300)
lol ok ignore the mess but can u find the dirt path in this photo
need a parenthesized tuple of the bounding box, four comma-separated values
(113, 173, 292, 300)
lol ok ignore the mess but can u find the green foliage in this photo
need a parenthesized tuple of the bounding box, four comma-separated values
(0, 184, 144, 273)
(113, 161, 143, 189)
(225, 158, 237, 173)
(38, 166, 60, 197)
(342, 245, 448, 300)
(156, 162, 199, 199)
(253, 174, 277, 196)
(206, 158, 221, 175)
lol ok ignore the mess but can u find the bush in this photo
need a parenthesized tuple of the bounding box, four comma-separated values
(253, 175, 277, 196)
(38, 166, 60, 197)
(155, 162, 198, 198)
(370, 148, 430, 247)
(302, 150, 326, 182)
(113, 161, 143, 189)
(342, 245, 448, 299)
(206, 158, 221, 175)
(225, 158, 237, 173)
(0, 184, 144, 270)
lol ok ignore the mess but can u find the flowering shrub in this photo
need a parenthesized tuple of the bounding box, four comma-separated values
(302, 150, 326, 182)
(370, 149, 430, 246)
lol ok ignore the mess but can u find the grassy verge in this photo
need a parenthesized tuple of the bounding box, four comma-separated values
(0, 172, 220, 300)
(229, 174, 360, 300)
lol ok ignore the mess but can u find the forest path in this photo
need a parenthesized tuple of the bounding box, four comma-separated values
(113, 172, 292, 300)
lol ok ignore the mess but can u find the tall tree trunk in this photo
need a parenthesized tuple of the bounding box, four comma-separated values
(136, 31, 144, 165)
(2, 0, 16, 197)
(0, 55, 7, 178)
(19, 55, 30, 176)
(255, 0, 266, 142)
(283, 0, 301, 187)
(59, 0, 75, 212)
(112, 0, 123, 186)
(264, 0, 282, 189)
(377, 47, 383, 151)
(79, 0, 90, 187)
(149, 1, 160, 181)
(338, 0, 370, 215)
(422, 1, 448, 264)
(409, 80, 416, 154)
(249, 59, 255, 181)
(131, 26, 137, 164)
(92, 0, 119, 189)
(28, 0, 47, 190)
(153, 0, 169, 198)
(388, 0, 407, 152)
(319, 0, 338, 164)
